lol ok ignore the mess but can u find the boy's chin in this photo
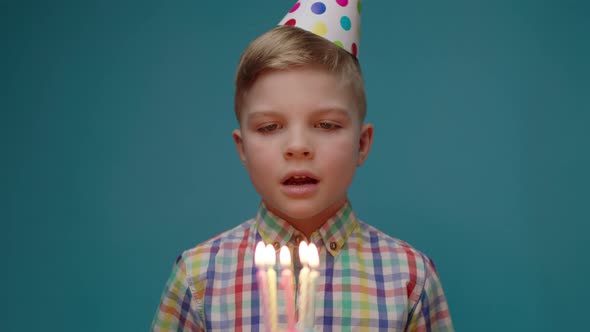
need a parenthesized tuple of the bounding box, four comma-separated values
(266, 201, 346, 224)
(266, 203, 320, 220)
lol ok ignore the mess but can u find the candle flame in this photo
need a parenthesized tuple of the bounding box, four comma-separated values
(265, 244, 276, 266)
(255, 241, 266, 267)
(279, 246, 291, 267)
(308, 243, 319, 268)
(299, 241, 309, 265)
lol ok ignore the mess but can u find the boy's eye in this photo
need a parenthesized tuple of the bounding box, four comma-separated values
(316, 122, 340, 130)
(257, 123, 280, 133)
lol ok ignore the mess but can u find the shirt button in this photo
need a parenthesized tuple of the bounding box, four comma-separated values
(273, 242, 281, 250)
(330, 242, 338, 250)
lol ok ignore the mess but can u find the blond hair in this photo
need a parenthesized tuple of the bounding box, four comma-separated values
(234, 25, 366, 122)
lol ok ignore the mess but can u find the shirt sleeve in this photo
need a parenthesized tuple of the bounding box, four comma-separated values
(406, 256, 454, 332)
(151, 252, 204, 332)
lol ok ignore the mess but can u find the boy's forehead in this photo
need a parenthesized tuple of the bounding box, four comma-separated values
(250, 65, 350, 93)
(246, 67, 352, 101)
(257, 65, 345, 81)
(239, 68, 363, 123)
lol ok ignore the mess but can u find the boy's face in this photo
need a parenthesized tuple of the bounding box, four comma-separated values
(233, 65, 373, 234)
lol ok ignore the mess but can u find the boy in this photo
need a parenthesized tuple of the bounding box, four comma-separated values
(152, 1, 453, 331)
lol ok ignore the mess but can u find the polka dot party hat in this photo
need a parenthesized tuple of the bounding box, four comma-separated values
(278, 0, 362, 57)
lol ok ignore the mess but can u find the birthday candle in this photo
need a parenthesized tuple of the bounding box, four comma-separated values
(280, 246, 296, 331)
(296, 241, 310, 330)
(255, 242, 271, 332)
(305, 243, 320, 329)
(265, 244, 278, 332)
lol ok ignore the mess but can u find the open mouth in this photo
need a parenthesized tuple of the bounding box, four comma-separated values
(282, 175, 319, 185)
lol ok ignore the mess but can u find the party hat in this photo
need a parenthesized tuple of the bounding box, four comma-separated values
(278, 0, 362, 57)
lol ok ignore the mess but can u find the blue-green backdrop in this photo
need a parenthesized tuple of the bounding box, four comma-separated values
(3, 0, 589, 331)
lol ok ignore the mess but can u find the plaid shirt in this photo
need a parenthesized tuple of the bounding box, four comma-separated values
(152, 202, 453, 331)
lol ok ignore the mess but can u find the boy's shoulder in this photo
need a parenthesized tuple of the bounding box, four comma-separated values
(175, 218, 257, 275)
(192, 218, 256, 250)
(355, 220, 420, 249)
(354, 219, 439, 276)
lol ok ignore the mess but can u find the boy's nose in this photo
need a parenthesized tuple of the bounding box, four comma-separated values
(284, 135, 314, 160)
(284, 147, 313, 160)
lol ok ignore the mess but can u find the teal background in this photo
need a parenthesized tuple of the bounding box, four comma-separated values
(3, 0, 589, 331)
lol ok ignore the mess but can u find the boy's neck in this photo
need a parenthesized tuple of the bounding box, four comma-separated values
(263, 199, 348, 239)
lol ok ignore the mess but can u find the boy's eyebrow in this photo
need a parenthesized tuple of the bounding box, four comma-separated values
(247, 108, 353, 119)
(246, 111, 281, 118)
(313, 108, 352, 118)
(245, 111, 284, 124)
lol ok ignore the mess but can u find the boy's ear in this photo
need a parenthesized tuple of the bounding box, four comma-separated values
(357, 123, 374, 167)
(232, 129, 247, 165)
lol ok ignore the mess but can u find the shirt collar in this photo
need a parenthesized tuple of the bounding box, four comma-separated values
(255, 201, 358, 256)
